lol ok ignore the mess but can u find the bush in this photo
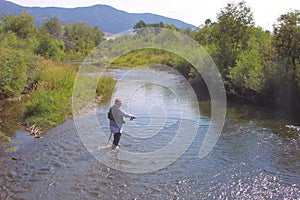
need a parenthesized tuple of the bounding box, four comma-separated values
(25, 61, 76, 127)
(0, 48, 27, 99)
(26, 89, 70, 126)
(25, 60, 116, 128)
(35, 35, 64, 61)
(96, 76, 116, 102)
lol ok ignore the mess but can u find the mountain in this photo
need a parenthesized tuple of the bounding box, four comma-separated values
(0, 0, 196, 34)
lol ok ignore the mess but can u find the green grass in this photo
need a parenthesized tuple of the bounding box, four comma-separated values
(25, 60, 116, 128)
(96, 76, 116, 102)
(111, 48, 182, 68)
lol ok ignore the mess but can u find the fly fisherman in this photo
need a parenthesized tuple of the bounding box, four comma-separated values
(108, 98, 136, 150)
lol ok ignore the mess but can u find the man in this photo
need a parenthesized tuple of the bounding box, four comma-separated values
(109, 98, 136, 150)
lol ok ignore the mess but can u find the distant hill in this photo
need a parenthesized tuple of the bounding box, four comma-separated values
(0, 0, 196, 34)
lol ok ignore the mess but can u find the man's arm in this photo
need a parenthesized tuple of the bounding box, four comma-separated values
(119, 108, 136, 119)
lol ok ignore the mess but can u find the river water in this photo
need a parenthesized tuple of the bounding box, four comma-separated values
(0, 68, 299, 199)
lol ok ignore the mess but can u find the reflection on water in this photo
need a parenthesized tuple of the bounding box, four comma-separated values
(0, 100, 26, 137)
(0, 68, 299, 199)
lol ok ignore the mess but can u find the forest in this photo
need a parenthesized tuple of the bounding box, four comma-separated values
(0, 1, 299, 132)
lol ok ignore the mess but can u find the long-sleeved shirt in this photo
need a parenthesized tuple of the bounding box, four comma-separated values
(109, 104, 135, 134)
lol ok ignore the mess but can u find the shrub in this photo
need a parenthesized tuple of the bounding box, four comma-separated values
(25, 61, 76, 127)
(35, 35, 64, 61)
(25, 60, 116, 128)
(96, 76, 116, 102)
(0, 48, 27, 99)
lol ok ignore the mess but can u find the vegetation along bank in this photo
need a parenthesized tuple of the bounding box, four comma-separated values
(0, 12, 115, 138)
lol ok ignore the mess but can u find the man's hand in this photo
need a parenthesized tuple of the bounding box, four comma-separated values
(130, 116, 136, 121)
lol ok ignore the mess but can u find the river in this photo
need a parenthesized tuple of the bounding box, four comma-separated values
(0, 68, 299, 199)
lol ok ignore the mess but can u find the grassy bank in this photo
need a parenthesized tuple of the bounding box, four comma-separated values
(0, 12, 111, 136)
(112, 49, 167, 68)
(25, 60, 116, 129)
(111, 49, 182, 68)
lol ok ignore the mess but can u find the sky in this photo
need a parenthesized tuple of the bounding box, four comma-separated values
(6, 0, 300, 31)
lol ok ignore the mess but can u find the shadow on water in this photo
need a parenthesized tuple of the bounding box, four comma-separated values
(0, 99, 26, 142)
(226, 102, 300, 138)
(200, 100, 300, 137)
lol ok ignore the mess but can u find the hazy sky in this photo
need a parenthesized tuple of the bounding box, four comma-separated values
(6, 0, 299, 31)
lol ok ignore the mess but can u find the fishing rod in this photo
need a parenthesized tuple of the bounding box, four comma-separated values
(125, 116, 203, 122)
(106, 132, 113, 145)
(105, 116, 205, 145)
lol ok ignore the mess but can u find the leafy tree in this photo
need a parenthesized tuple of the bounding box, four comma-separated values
(270, 10, 300, 109)
(4, 11, 37, 39)
(181, 27, 192, 35)
(133, 21, 179, 31)
(229, 27, 272, 94)
(273, 10, 300, 70)
(40, 17, 63, 39)
(213, 1, 254, 73)
(164, 23, 177, 30)
(35, 35, 64, 61)
(133, 20, 147, 29)
(63, 22, 104, 56)
(0, 48, 27, 99)
(0, 31, 18, 48)
(192, 20, 215, 46)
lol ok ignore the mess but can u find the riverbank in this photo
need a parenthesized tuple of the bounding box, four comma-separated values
(0, 67, 116, 140)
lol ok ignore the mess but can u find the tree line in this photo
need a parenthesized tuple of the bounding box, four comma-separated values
(134, 2, 300, 112)
(0, 11, 105, 99)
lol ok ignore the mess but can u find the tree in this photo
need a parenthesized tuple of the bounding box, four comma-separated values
(0, 48, 27, 99)
(229, 27, 272, 95)
(192, 20, 215, 46)
(133, 21, 179, 31)
(273, 10, 300, 70)
(35, 35, 64, 61)
(4, 11, 37, 39)
(213, 1, 254, 74)
(0, 31, 18, 48)
(63, 22, 104, 56)
(40, 17, 63, 39)
(133, 20, 147, 29)
(271, 10, 300, 109)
